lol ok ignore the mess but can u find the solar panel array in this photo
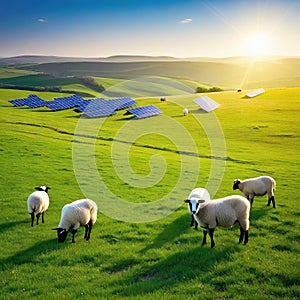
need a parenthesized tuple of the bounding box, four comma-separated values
(246, 88, 265, 98)
(45, 94, 85, 111)
(9, 94, 47, 108)
(81, 97, 137, 118)
(126, 105, 162, 119)
(8, 94, 137, 118)
(193, 95, 220, 112)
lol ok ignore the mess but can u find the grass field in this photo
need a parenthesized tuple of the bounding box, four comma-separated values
(0, 85, 300, 299)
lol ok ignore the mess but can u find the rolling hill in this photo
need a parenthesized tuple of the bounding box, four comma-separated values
(13, 57, 300, 89)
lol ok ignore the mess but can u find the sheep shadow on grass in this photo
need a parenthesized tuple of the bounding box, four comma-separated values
(0, 238, 66, 271)
(103, 211, 244, 297)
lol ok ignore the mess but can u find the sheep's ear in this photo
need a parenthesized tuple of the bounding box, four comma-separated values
(52, 228, 59, 230)
(34, 187, 40, 190)
(184, 199, 190, 203)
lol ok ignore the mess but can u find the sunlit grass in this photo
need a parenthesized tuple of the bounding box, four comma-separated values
(0, 87, 299, 299)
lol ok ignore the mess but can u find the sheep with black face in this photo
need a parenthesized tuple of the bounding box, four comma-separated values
(53, 199, 97, 243)
(185, 188, 250, 248)
(233, 176, 276, 208)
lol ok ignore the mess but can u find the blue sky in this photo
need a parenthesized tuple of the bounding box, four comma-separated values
(1, 0, 299, 58)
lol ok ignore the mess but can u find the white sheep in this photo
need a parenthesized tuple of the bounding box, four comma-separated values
(52, 199, 98, 243)
(186, 188, 211, 229)
(27, 186, 50, 227)
(183, 108, 189, 116)
(185, 190, 250, 248)
(233, 176, 276, 208)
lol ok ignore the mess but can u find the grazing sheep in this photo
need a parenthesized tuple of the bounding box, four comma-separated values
(27, 186, 50, 227)
(185, 190, 250, 248)
(186, 188, 211, 229)
(183, 108, 189, 116)
(233, 176, 276, 208)
(53, 199, 97, 243)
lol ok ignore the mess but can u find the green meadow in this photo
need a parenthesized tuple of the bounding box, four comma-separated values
(0, 82, 300, 299)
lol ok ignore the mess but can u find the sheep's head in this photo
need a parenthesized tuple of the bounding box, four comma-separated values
(185, 199, 207, 214)
(233, 179, 241, 190)
(35, 186, 51, 193)
(52, 228, 68, 243)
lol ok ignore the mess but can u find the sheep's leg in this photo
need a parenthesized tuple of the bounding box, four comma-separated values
(36, 213, 41, 225)
(244, 230, 249, 245)
(267, 196, 276, 208)
(191, 215, 198, 230)
(190, 215, 195, 227)
(84, 224, 89, 240)
(246, 195, 254, 207)
(42, 212, 45, 223)
(239, 226, 245, 244)
(209, 228, 215, 248)
(85, 221, 93, 241)
(30, 212, 34, 227)
(202, 229, 208, 246)
(71, 229, 77, 243)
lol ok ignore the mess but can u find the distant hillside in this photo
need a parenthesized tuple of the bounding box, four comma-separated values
(0, 55, 183, 66)
(16, 58, 300, 89)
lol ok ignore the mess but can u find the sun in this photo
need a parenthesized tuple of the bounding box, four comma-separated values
(246, 33, 271, 57)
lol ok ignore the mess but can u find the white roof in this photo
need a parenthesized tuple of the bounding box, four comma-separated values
(246, 88, 265, 98)
(193, 95, 220, 112)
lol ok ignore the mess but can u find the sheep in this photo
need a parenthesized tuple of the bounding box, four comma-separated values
(186, 188, 211, 229)
(52, 199, 98, 243)
(27, 186, 50, 227)
(183, 108, 189, 116)
(185, 190, 250, 248)
(232, 176, 276, 208)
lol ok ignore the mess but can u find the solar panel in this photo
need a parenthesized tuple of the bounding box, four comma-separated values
(26, 94, 47, 108)
(79, 97, 136, 117)
(82, 98, 116, 118)
(8, 94, 47, 108)
(246, 88, 265, 98)
(193, 96, 220, 112)
(126, 105, 162, 119)
(9, 98, 29, 106)
(45, 94, 85, 111)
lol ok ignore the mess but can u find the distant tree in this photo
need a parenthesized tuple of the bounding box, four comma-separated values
(195, 86, 208, 93)
(75, 76, 105, 93)
(208, 86, 223, 92)
(196, 86, 223, 93)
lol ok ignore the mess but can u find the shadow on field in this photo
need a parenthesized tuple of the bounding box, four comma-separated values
(0, 220, 27, 233)
(0, 238, 65, 271)
(109, 212, 243, 297)
(139, 214, 188, 254)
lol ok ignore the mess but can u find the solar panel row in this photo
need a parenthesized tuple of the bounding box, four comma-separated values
(9, 94, 47, 107)
(127, 105, 162, 119)
(45, 94, 85, 111)
(8, 94, 137, 117)
(193, 96, 220, 112)
(81, 97, 137, 118)
(246, 88, 265, 98)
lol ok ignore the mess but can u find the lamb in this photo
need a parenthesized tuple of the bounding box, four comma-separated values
(186, 188, 211, 229)
(233, 176, 276, 208)
(185, 189, 250, 248)
(27, 186, 50, 227)
(52, 199, 98, 243)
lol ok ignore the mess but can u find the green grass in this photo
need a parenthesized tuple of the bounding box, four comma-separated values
(0, 86, 300, 299)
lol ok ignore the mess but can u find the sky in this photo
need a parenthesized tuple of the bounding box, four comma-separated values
(0, 0, 299, 58)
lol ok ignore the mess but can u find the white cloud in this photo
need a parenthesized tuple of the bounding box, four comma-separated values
(37, 18, 48, 23)
(179, 18, 192, 24)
